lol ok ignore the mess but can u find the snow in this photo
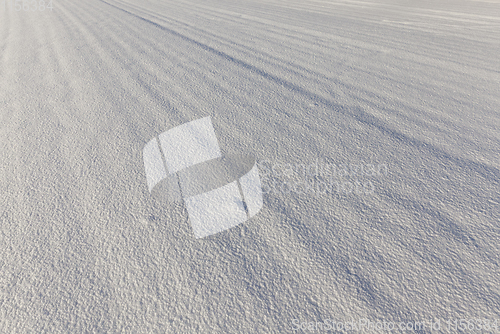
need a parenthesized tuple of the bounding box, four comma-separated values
(1, 0, 499, 332)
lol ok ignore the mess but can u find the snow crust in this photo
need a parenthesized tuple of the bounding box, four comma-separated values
(0, 0, 499, 332)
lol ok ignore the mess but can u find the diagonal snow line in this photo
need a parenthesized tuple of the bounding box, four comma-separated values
(98, 0, 335, 99)
(100, 0, 500, 186)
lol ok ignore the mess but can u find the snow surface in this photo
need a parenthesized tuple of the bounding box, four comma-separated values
(1, 0, 499, 332)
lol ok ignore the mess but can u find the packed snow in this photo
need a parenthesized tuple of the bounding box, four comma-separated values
(1, 0, 499, 332)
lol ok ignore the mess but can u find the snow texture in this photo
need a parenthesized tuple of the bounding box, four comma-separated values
(0, 0, 499, 332)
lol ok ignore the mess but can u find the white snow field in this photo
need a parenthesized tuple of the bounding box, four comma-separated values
(1, 0, 499, 332)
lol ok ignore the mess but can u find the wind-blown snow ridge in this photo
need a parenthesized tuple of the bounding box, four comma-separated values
(0, 0, 499, 332)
